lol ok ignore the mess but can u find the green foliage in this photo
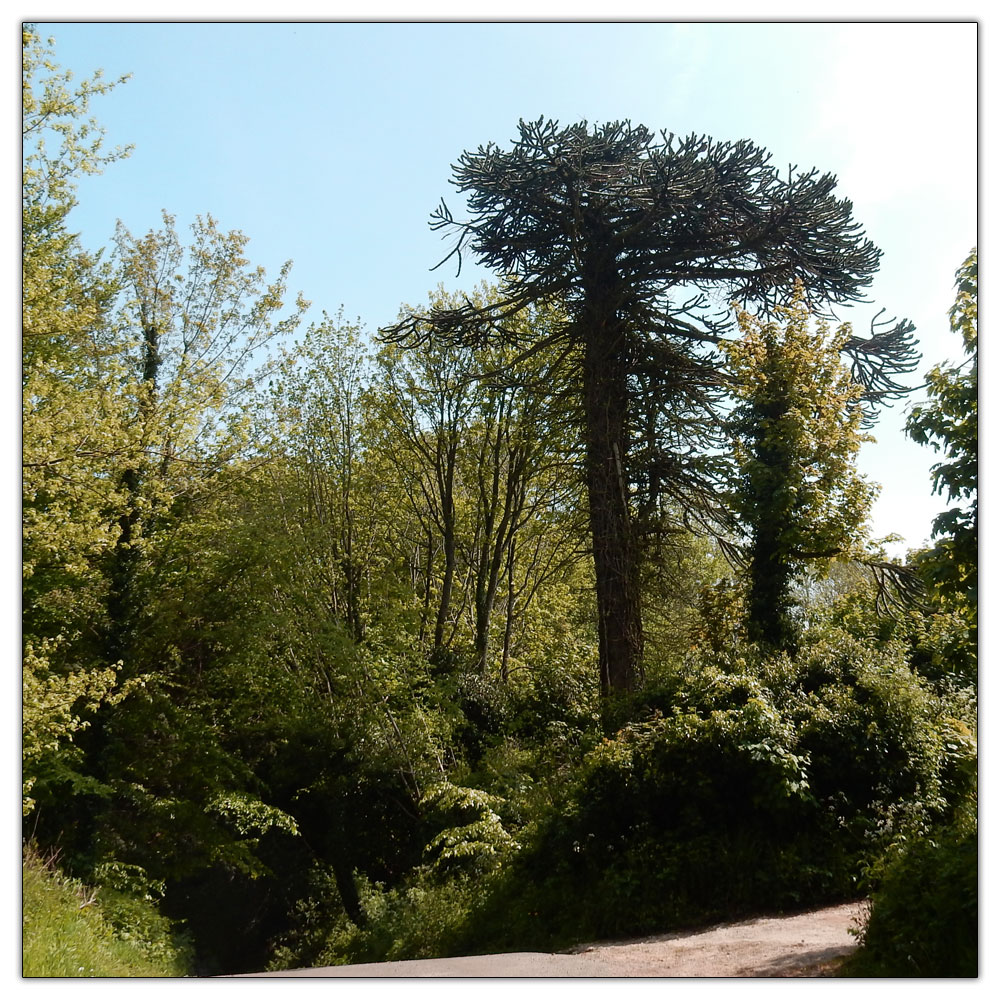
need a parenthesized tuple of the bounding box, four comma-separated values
(724, 282, 877, 650)
(386, 117, 917, 696)
(22, 845, 192, 977)
(844, 820, 977, 976)
(22, 28, 135, 819)
(89, 679, 303, 884)
(22, 25, 130, 374)
(905, 248, 977, 625)
(478, 697, 836, 949)
(299, 873, 480, 967)
(24, 46, 975, 977)
(22, 26, 131, 216)
(446, 626, 976, 956)
(23, 210, 313, 968)
(639, 535, 723, 664)
(775, 627, 974, 843)
(22, 641, 118, 814)
(826, 583, 977, 689)
(265, 777, 519, 970)
(420, 781, 517, 879)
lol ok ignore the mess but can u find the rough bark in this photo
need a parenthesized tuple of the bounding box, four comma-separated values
(581, 292, 644, 697)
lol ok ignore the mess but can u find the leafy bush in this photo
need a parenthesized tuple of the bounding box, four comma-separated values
(825, 588, 977, 688)
(776, 633, 959, 846)
(457, 692, 842, 953)
(420, 781, 517, 879)
(330, 875, 479, 965)
(844, 820, 977, 976)
(446, 629, 976, 956)
(266, 864, 486, 970)
(266, 778, 519, 970)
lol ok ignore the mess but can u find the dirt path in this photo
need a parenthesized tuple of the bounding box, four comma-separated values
(238, 900, 866, 978)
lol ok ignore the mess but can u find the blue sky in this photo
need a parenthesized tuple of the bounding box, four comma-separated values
(31, 18, 979, 555)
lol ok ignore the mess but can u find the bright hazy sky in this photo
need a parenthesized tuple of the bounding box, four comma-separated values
(30, 16, 979, 556)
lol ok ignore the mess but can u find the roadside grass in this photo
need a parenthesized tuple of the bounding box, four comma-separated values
(22, 845, 190, 978)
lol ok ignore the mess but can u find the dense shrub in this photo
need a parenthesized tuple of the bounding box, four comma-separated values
(295, 874, 480, 967)
(844, 820, 978, 976)
(825, 589, 977, 689)
(456, 694, 844, 952)
(445, 630, 976, 955)
(265, 777, 519, 969)
(775, 631, 974, 850)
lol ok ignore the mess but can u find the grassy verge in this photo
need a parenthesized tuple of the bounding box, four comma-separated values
(22, 845, 191, 978)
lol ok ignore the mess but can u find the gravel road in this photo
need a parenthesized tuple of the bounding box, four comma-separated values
(236, 900, 866, 978)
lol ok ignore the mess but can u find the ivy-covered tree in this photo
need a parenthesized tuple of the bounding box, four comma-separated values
(384, 118, 917, 697)
(906, 249, 978, 624)
(724, 282, 878, 651)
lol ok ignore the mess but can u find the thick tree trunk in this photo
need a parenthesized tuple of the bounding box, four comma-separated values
(582, 307, 644, 698)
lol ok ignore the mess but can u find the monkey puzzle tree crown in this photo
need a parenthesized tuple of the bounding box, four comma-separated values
(390, 119, 913, 382)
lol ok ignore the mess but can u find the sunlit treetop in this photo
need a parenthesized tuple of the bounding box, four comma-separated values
(22, 25, 132, 214)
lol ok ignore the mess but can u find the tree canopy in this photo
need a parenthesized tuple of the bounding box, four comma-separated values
(724, 281, 878, 651)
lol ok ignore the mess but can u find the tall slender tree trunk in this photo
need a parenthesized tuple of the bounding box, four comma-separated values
(581, 298, 644, 698)
(500, 537, 517, 683)
(473, 424, 526, 676)
(432, 438, 458, 652)
(472, 422, 502, 674)
(418, 527, 434, 643)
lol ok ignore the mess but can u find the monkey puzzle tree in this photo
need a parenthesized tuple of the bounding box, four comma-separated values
(384, 118, 916, 698)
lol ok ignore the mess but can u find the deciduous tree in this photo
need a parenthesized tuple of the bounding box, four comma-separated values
(22, 25, 131, 812)
(906, 249, 977, 634)
(101, 212, 308, 671)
